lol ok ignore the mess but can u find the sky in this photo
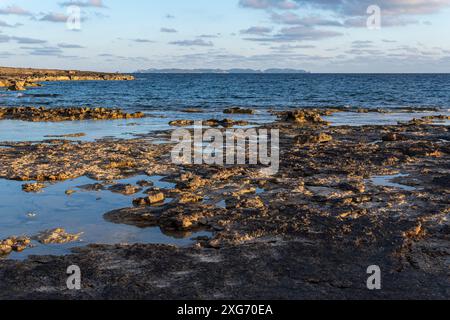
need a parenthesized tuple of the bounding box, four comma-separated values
(0, 0, 450, 73)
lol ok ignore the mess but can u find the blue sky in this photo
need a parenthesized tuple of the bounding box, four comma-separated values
(0, 0, 450, 72)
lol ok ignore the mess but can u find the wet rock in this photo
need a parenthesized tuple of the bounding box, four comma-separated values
(137, 180, 154, 187)
(422, 115, 450, 121)
(22, 183, 46, 193)
(169, 120, 194, 127)
(236, 196, 266, 209)
(77, 183, 106, 191)
(45, 133, 86, 138)
(204, 119, 249, 127)
(108, 184, 141, 195)
(178, 193, 203, 204)
(183, 108, 203, 113)
(281, 110, 329, 126)
(224, 107, 255, 115)
(34, 228, 82, 244)
(133, 192, 165, 206)
(0, 237, 31, 255)
(176, 173, 207, 190)
(0, 107, 145, 122)
(7, 81, 26, 91)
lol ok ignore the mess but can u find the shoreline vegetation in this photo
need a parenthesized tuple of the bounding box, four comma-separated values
(0, 66, 134, 91)
(0, 67, 448, 299)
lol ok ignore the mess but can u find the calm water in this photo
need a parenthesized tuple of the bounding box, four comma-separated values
(0, 175, 210, 260)
(1, 74, 450, 112)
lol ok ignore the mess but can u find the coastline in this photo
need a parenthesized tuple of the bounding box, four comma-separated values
(0, 104, 448, 299)
(0, 66, 134, 91)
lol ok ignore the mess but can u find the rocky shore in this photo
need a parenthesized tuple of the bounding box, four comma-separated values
(0, 107, 145, 122)
(0, 66, 134, 91)
(0, 109, 448, 299)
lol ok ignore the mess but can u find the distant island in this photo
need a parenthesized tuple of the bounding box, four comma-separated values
(135, 68, 309, 74)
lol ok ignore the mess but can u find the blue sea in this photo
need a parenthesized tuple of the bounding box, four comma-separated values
(1, 73, 450, 112)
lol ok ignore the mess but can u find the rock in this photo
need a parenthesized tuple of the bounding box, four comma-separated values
(237, 196, 265, 209)
(137, 180, 153, 187)
(65, 189, 76, 195)
(0, 237, 31, 255)
(7, 81, 26, 91)
(0, 245, 12, 255)
(133, 192, 165, 206)
(108, 184, 141, 195)
(282, 110, 329, 126)
(34, 228, 82, 244)
(382, 133, 405, 142)
(77, 183, 106, 191)
(204, 119, 249, 127)
(183, 108, 203, 113)
(179, 193, 203, 204)
(22, 183, 46, 193)
(169, 120, 194, 127)
(224, 107, 255, 115)
(0, 107, 145, 122)
(45, 133, 86, 138)
(176, 174, 207, 190)
(297, 133, 333, 144)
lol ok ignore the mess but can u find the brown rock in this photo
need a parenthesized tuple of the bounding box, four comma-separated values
(22, 183, 46, 193)
(224, 107, 255, 115)
(34, 228, 82, 244)
(133, 192, 165, 206)
(7, 81, 26, 91)
(108, 184, 141, 195)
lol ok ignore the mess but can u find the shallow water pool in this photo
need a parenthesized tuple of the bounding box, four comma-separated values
(0, 175, 210, 260)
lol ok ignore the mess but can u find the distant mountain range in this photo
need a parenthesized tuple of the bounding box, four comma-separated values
(135, 68, 309, 74)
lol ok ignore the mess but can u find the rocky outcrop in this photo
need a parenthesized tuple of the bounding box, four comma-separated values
(0, 66, 134, 90)
(169, 119, 250, 127)
(0, 107, 145, 122)
(223, 107, 255, 114)
(7, 81, 26, 91)
(280, 109, 330, 126)
(33, 228, 82, 245)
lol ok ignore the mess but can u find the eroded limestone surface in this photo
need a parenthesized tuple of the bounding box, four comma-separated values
(0, 109, 448, 299)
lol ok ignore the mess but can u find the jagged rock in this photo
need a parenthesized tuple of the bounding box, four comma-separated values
(282, 110, 329, 125)
(108, 184, 141, 195)
(176, 173, 207, 191)
(297, 133, 333, 144)
(203, 119, 249, 127)
(7, 81, 26, 91)
(178, 193, 203, 204)
(0, 237, 31, 255)
(223, 107, 255, 115)
(382, 133, 406, 142)
(34, 228, 82, 244)
(133, 192, 165, 206)
(0, 107, 145, 122)
(22, 183, 46, 193)
(169, 120, 195, 127)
